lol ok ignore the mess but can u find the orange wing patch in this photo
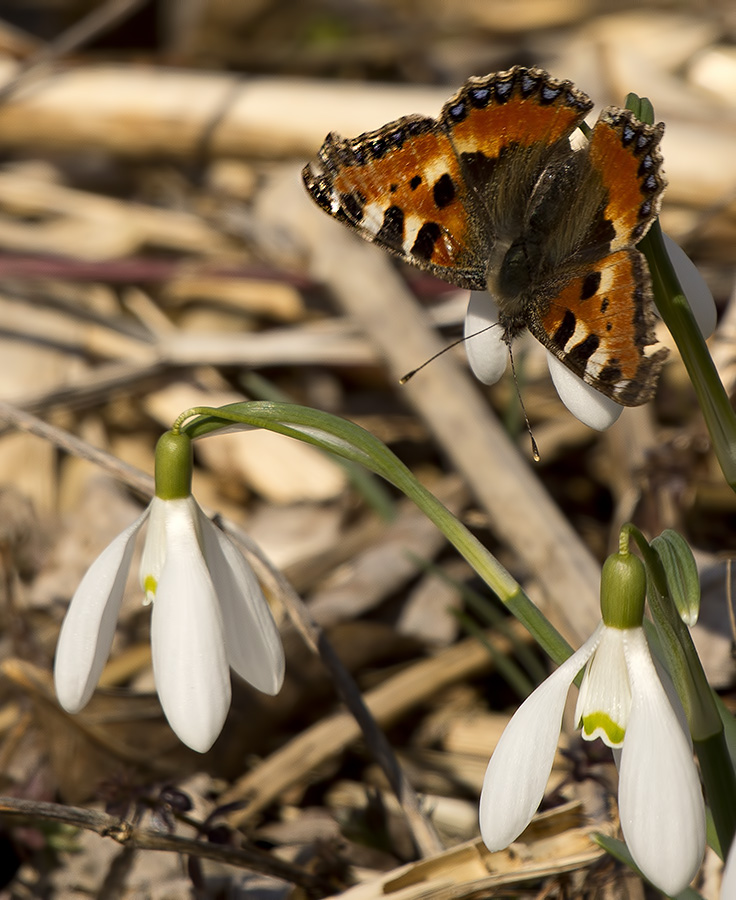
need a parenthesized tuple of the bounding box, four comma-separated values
(442, 68, 592, 159)
(588, 109, 665, 250)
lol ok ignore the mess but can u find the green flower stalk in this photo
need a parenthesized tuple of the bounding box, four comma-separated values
(641, 220, 736, 488)
(175, 401, 572, 666)
(628, 92, 736, 489)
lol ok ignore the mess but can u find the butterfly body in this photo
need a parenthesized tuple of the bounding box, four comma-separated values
(303, 66, 669, 405)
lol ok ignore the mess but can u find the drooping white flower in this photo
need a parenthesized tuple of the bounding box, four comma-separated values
(546, 353, 624, 430)
(463, 292, 509, 388)
(463, 235, 716, 430)
(479, 552, 706, 896)
(660, 232, 716, 340)
(54, 432, 284, 753)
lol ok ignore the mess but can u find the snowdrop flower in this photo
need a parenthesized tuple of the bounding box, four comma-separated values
(479, 550, 706, 897)
(54, 431, 284, 753)
(464, 235, 716, 431)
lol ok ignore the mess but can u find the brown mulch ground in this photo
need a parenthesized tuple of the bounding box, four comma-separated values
(0, 1, 734, 897)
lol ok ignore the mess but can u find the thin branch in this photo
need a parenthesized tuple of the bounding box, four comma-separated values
(221, 514, 444, 856)
(0, 401, 153, 497)
(0, 0, 148, 105)
(0, 796, 332, 894)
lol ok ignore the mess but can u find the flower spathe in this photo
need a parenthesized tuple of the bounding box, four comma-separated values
(479, 621, 706, 896)
(54, 432, 285, 753)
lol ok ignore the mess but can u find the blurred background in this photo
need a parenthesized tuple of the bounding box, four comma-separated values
(0, 1, 734, 897)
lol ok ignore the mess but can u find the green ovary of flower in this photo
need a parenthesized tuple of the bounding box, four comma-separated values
(581, 711, 626, 746)
(154, 431, 193, 501)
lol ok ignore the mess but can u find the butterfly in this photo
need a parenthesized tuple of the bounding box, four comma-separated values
(301, 66, 669, 405)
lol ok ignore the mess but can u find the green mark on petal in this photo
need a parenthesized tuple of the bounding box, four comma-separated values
(581, 712, 626, 747)
(143, 574, 157, 606)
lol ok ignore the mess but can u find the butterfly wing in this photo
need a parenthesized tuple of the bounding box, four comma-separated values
(303, 68, 670, 407)
(529, 250, 668, 405)
(587, 108, 666, 249)
(528, 108, 668, 405)
(440, 68, 593, 244)
(302, 116, 488, 290)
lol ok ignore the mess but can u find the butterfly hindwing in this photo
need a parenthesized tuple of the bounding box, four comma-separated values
(529, 249, 668, 405)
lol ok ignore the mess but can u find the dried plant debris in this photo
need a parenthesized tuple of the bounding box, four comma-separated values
(0, 1, 732, 898)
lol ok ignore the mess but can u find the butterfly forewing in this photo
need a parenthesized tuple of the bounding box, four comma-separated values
(587, 109, 666, 249)
(302, 116, 488, 290)
(439, 68, 593, 239)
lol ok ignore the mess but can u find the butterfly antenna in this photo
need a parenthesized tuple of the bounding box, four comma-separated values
(399, 323, 498, 384)
(399, 334, 470, 384)
(399, 323, 539, 461)
(507, 342, 540, 462)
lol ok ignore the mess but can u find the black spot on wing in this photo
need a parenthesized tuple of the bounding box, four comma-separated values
(580, 271, 602, 301)
(376, 205, 404, 248)
(598, 361, 621, 385)
(459, 150, 499, 185)
(412, 222, 441, 261)
(568, 333, 600, 366)
(433, 173, 456, 209)
(341, 191, 365, 224)
(552, 309, 576, 348)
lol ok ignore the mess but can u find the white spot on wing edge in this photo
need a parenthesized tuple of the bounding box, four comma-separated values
(362, 201, 386, 237)
(402, 213, 425, 254)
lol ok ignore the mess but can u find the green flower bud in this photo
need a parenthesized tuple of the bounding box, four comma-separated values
(154, 431, 193, 500)
(600, 551, 647, 629)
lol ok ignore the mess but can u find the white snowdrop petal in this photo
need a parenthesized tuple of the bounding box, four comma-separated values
(54, 508, 149, 713)
(464, 292, 508, 385)
(662, 232, 716, 339)
(480, 628, 602, 850)
(618, 629, 705, 896)
(151, 500, 230, 753)
(574, 626, 630, 748)
(547, 353, 623, 431)
(198, 506, 284, 695)
(139, 496, 168, 601)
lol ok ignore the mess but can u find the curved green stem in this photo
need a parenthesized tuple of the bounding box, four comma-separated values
(627, 90, 736, 489)
(179, 401, 573, 665)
